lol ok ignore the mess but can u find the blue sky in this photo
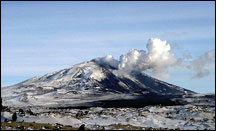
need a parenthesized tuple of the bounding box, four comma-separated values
(1, 1, 215, 93)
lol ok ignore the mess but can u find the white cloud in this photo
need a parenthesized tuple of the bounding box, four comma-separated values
(187, 49, 215, 79)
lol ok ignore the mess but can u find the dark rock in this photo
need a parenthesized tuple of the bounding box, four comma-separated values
(84, 110, 89, 115)
(19, 109, 25, 114)
(190, 118, 195, 122)
(27, 109, 34, 115)
(12, 112, 17, 122)
(4, 118, 8, 122)
(100, 126, 105, 130)
(78, 124, 85, 131)
(2, 106, 10, 112)
(76, 111, 85, 118)
(1, 98, 2, 111)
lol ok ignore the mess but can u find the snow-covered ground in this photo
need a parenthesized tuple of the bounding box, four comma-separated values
(1, 105, 215, 130)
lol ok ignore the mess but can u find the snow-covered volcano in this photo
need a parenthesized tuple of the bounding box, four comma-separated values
(1, 58, 200, 108)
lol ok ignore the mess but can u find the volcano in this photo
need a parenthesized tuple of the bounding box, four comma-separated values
(1, 58, 214, 108)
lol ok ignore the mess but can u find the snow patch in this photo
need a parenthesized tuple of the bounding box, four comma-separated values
(90, 69, 105, 81)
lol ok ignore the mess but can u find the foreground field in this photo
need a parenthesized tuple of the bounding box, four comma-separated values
(1, 122, 178, 130)
(1, 104, 215, 130)
(1, 122, 78, 130)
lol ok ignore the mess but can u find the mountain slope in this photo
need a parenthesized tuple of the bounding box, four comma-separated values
(1, 59, 198, 108)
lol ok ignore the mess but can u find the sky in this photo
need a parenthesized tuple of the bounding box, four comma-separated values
(1, 1, 215, 93)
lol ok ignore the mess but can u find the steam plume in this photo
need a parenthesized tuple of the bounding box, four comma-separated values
(118, 38, 177, 78)
(187, 49, 215, 79)
(97, 38, 215, 79)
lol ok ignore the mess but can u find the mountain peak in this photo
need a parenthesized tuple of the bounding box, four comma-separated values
(2, 59, 197, 108)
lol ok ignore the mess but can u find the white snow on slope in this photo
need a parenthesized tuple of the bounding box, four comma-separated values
(1, 59, 197, 108)
(89, 69, 105, 81)
(1, 61, 109, 107)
